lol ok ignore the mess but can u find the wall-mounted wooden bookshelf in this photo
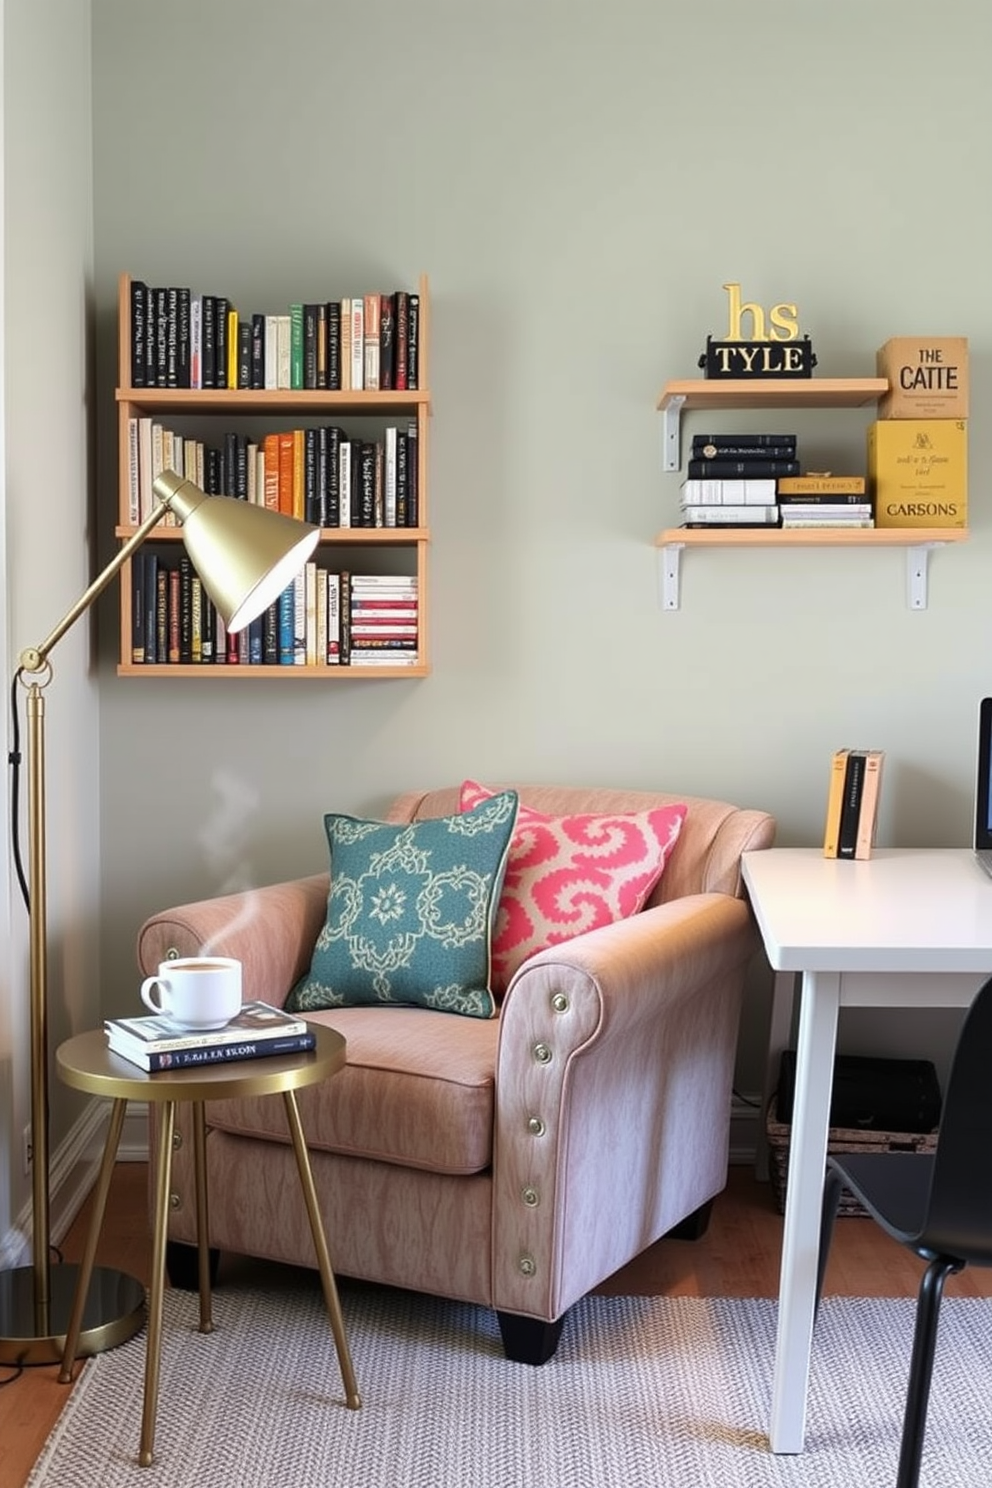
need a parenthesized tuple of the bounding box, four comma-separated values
(654, 373, 967, 609)
(115, 271, 431, 678)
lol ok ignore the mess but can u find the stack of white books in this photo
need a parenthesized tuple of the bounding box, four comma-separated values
(104, 1000, 314, 1072)
(679, 477, 779, 527)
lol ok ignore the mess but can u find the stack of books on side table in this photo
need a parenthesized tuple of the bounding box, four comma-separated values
(105, 1000, 315, 1072)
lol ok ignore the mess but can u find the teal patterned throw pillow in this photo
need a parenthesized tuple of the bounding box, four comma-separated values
(287, 791, 519, 1019)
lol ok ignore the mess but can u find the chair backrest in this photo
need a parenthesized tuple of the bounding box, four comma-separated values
(384, 784, 776, 902)
(923, 972, 992, 1263)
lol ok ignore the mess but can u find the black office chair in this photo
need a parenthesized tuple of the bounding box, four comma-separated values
(815, 972, 992, 1488)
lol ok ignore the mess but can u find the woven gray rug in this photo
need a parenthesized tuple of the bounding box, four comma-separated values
(27, 1280, 992, 1487)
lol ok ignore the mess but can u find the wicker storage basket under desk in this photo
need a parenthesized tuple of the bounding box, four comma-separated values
(766, 1095, 939, 1217)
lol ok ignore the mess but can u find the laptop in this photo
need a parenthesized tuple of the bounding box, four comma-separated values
(974, 697, 992, 877)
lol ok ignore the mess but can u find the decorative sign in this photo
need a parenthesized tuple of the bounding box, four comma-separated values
(699, 335, 816, 378)
(698, 282, 817, 379)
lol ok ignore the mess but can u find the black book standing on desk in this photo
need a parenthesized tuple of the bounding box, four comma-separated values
(837, 750, 867, 859)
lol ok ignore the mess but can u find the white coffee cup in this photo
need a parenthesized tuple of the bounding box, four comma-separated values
(140, 956, 242, 1030)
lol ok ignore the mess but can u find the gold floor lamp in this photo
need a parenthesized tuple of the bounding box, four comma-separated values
(0, 469, 319, 1365)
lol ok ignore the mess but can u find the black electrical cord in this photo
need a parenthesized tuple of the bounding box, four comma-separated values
(7, 672, 65, 1265)
(732, 1086, 762, 1108)
(5, 672, 71, 1346)
(8, 667, 29, 912)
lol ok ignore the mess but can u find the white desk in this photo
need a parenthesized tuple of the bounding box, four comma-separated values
(741, 847, 992, 1455)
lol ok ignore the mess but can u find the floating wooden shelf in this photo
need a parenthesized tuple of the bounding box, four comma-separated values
(657, 376, 888, 412)
(654, 526, 969, 611)
(115, 525, 429, 545)
(116, 662, 429, 679)
(657, 376, 888, 471)
(654, 527, 968, 549)
(116, 386, 431, 416)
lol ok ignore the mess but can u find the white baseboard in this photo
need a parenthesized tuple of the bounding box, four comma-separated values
(0, 1098, 149, 1269)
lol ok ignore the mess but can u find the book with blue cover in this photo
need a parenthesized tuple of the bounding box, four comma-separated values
(105, 1000, 307, 1054)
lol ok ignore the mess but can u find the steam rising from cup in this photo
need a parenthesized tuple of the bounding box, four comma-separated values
(197, 769, 260, 955)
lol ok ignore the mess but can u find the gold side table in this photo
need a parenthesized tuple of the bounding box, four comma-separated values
(55, 1024, 360, 1467)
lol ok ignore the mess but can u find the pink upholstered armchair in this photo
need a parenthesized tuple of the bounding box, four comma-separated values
(137, 784, 775, 1363)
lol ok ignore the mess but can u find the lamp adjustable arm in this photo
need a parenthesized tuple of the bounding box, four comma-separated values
(19, 498, 173, 675)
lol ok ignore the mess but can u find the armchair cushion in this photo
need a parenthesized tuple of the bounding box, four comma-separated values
(208, 1005, 500, 1175)
(286, 790, 518, 1019)
(459, 779, 687, 994)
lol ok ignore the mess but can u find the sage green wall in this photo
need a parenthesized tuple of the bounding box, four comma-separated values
(92, 0, 992, 1088)
(3, 0, 97, 1238)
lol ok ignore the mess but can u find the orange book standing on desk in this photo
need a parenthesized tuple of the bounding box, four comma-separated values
(822, 748, 850, 858)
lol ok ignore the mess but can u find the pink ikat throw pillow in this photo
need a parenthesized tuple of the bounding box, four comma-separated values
(458, 780, 687, 996)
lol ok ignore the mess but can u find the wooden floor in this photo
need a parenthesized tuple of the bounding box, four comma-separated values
(4, 1161, 992, 1486)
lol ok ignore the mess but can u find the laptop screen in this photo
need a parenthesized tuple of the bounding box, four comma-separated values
(976, 698, 992, 850)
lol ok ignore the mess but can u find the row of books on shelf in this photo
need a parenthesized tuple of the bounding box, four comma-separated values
(681, 499, 874, 529)
(822, 748, 885, 860)
(130, 561, 419, 668)
(129, 280, 421, 393)
(128, 419, 419, 529)
(683, 431, 800, 481)
(679, 435, 871, 527)
(105, 1000, 314, 1071)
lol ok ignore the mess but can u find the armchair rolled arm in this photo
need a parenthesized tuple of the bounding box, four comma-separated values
(136, 874, 330, 1007)
(491, 893, 755, 1320)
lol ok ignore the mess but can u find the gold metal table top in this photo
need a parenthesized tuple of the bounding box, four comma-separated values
(56, 1022, 344, 1102)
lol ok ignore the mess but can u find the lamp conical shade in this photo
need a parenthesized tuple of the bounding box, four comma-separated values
(153, 470, 320, 633)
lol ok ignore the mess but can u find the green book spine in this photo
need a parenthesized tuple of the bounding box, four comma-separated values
(290, 303, 304, 390)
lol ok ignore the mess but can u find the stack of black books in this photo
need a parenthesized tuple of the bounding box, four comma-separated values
(678, 433, 798, 528)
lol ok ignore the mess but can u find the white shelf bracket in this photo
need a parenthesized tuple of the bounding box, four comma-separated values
(658, 542, 684, 610)
(906, 543, 939, 610)
(661, 394, 686, 472)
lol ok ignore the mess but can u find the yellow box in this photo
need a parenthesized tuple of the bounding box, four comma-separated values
(868, 419, 967, 528)
(876, 337, 969, 419)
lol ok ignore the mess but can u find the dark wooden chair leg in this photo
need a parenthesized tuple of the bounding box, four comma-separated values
(496, 1311, 566, 1365)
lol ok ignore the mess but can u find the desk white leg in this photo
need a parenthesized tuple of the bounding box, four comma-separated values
(756, 971, 798, 1180)
(769, 969, 840, 1454)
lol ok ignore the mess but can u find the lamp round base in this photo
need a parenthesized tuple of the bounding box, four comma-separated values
(0, 1263, 146, 1367)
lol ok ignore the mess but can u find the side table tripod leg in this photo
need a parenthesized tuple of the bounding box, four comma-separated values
(191, 1102, 214, 1333)
(282, 1089, 361, 1409)
(58, 1097, 131, 1382)
(140, 1099, 176, 1468)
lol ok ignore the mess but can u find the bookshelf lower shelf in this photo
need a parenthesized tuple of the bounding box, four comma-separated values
(654, 527, 969, 611)
(116, 664, 428, 679)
